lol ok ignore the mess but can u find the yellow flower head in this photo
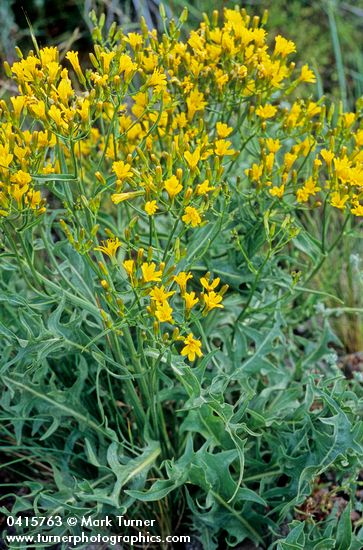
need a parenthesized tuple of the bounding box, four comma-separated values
(299, 64, 316, 83)
(200, 275, 220, 292)
(112, 160, 133, 182)
(184, 291, 198, 311)
(148, 68, 167, 93)
(334, 156, 352, 183)
(141, 262, 163, 283)
(127, 32, 143, 50)
(174, 271, 193, 294)
(320, 149, 335, 167)
(197, 180, 215, 196)
(186, 88, 207, 120)
(330, 192, 349, 210)
(66, 51, 81, 74)
(182, 206, 202, 227)
(274, 35, 296, 58)
(155, 301, 173, 323)
(203, 291, 224, 312)
(144, 200, 158, 216)
(306, 101, 321, 118)
(123, 259, 135, 276)
(269, 185, 285, 199)
(39, 46, 58, 66)
(265, 138, 281, 154)
(256, 104, 277, 119)
(10, 95, 27, 119)
(181, 333, 203, 362)
(11, 184, 29, 205)
(11, 170, 31, 186)
(119, 54, 137, 76)
(164, 175, 182, 200)
(100, 51, 116, 74)
(149, 285, 175, 303)
(216, 122, 233, 138)
(184, 147, 201, 170)
(94, 237, 121, 259)
(351, 203, 363, 216)
(215, 139, 235, 156)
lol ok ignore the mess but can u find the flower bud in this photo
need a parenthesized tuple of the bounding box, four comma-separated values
(101, 279, 109, 290)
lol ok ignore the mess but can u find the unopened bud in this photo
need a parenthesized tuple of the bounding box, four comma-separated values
(101, 279, 109, 290)
(95, 171, 106, 185)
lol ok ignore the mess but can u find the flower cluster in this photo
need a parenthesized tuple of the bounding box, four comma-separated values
(0, 7, 362, 363)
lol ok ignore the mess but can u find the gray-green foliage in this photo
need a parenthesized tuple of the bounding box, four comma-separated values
(1, 193, 362, 548)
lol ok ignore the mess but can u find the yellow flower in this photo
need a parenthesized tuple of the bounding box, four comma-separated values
(184, 291, 198, 311)
(11, 184, 29, 206)
(78, 98, 90, 122)
(320, 149, 334, 167)
(150, 285, 175, 303)
(66, 51, 81, 72)
(284, 152, 297, 171)
(148, 68, 167, 93)
(11, 170, 32, 186)
(100, 51, 116, 74)
(112, 160, 133, 182)
(155, 301, 173, 323)
(351, 203, 363, 216)
(144, 200, 158, 216)
(47, 61, 60, 83)
(197, 180, 215, 196)
(355, 130, 363, 147)
(216, 122, 233, 138)
(299, 64, 316, 83)
(164, 175, 182, 200)
(330, 192, 349, 210)
(306, 102, 321, 118)
(123, 259, 135, 276)
(265, 138, 281, 153)
(274, 35, 296, 58)
(184, 147, 201, 170)
(214, 139, 235, 156)
(57, 76, 73, 105)
(10, 95, 27, 119)
(203, 291, 224, 312)
(141, 262, 163, 283)
(174, 271, 193, 294)
(39, 46, 58, 66)
(26, 189, 42, 210)
(334, 156, 352, 183)
(0, 144, 13, 169)
(119, 54, 137, 76)
(182, 206, 202, 227)
(200, 275, 220, 292)
(296, 177, 321, 202)
(269, 185, 285, 198)
(127, 32, 143, 50)
(11, 56, 39, 83)
(265, 152, 275, 173)
(186, 88, 207, 120)
(181, 333, 203, 362)
(256, 104, 277, 119)
(29, 100, 46, 120)
(94, 237, 121, 259)
(343, 113, 356, 128)
(48, 105, 66, 128)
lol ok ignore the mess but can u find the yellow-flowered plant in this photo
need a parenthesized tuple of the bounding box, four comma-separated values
(0, 2, 361, 420)
(0, 8, 362, 546)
